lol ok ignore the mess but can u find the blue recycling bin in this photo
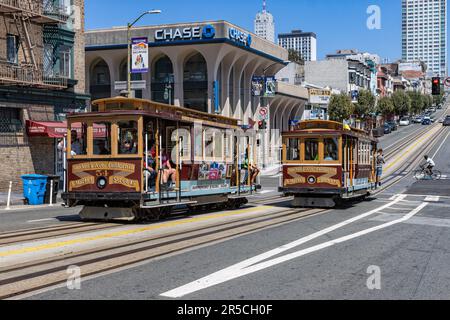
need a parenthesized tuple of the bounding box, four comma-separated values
(21, 174, 48, 205)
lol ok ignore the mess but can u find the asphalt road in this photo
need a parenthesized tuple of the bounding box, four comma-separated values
(21, 116, 450, 300)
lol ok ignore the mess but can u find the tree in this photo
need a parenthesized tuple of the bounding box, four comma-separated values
(406, 91, 424, 115)
(288, 49, 305, 65)
(391, 90, 412, 116)
(376, 96, 394, 118)
(328, 93, 354, 122)
(354, 89, 376, 119)
(433, 93, 444, 106)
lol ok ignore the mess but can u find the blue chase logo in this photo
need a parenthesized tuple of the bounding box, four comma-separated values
(229, 27, 252, 47)
(202, 25, 216, 39)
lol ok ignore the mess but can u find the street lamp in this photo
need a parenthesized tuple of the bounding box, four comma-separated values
(127, 10, 161, 98)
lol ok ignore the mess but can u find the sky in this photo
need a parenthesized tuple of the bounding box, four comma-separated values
(85, 0, 449, 73)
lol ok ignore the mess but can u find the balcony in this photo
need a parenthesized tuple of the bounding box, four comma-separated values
(0, 0, 68, 24)
(0, 62, 68, 89)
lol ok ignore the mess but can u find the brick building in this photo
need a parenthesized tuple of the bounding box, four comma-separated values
(0, 0, 89, 192)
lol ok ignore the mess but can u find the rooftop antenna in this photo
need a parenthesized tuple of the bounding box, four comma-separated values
(263, 0, 267, 12)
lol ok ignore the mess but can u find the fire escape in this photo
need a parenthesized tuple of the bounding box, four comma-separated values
(0, 0, 70, 89)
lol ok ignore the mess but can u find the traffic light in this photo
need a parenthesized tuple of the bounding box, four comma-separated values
(258, 120, 267, 130)
(432, 77, 441, 95)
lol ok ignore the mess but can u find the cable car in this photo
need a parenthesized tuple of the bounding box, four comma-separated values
(62, 97, 258, 221)
(279, 120, 378, 207)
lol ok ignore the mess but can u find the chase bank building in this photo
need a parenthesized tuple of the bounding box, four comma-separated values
(85, 21, 308, 165)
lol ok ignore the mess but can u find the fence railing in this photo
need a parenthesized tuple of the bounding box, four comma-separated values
(0, 0, 43, 15)
(0, 63, 68, 88)
(0, 0, 69, 22)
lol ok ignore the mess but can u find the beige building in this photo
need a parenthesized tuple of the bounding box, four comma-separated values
(86, 21, 308, 167)
(0, 0, 89, 192)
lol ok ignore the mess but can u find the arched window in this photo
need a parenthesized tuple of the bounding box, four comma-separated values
(183, 52, 208, 112)
(151, 55, 174, 104)
(90, 59, 111, 101)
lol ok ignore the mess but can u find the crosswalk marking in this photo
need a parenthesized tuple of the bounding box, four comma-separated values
(425, 196, 440, 202)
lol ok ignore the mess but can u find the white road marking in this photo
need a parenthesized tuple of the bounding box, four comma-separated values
(432, 131, 450, 159)
(160, 195, 430, 299)
(371, 214, 450, 228)
(27, 218, 57, 223)
(424, 196, 440, 202)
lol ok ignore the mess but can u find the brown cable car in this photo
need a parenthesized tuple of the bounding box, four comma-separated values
(280, 120, 379, 207)
(62, 97, 258, 221)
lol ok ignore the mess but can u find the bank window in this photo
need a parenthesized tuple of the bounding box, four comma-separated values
(70, 123, 87, 156)
(93, 122, 111, 155)
(324, 138, 339, 161)
(118, 121, 138, 155)
(305, 138, 319, 161)
(286, 138, 300, 161)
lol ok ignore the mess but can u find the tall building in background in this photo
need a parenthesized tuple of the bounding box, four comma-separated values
(254, 0, 275, 43)
(402, 0, 447, 77)
(278, 30, 317, 61)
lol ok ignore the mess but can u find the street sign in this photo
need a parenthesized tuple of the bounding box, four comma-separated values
(114, 80, 147, 91)
(444, 77, 450, 87)
(257, 107, 269, 121)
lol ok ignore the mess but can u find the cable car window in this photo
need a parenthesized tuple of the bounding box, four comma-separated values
(324, 138, 338, 161)
(70, 123, 87, 156)
(205, 130, 214, 158)
(286, 138, 300, 161)
(118, 121, 138, 155)
(194, 128, 203, 159)
(305, 138, 319, 161)
(93, 122, 111, 155)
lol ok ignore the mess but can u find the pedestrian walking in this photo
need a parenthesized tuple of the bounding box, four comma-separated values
(376, 149, 385, 187)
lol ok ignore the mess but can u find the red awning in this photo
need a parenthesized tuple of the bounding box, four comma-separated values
(26, 121, 108, 138)
(26, 120, 68, 138)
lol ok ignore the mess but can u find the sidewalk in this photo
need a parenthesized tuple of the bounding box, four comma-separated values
(0, 192, 64, 210)
(0, 192, 25, 207)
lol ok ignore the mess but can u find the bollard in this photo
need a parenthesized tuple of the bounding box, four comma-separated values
(6, 181, 12, 210)
(49, 180, 53, 207)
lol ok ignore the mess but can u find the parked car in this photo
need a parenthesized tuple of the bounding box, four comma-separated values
(413, 116, 424, 124)
(422, 117, 432, 125)
(399, 117, 410, 126)
(437, 104, 442, 110)
(384, 123, 392, 134)
(386, 121, 398, 131)
(443, 116, 450, 127)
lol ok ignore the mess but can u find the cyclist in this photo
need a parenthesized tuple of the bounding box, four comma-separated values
(422, 155, 435, 176)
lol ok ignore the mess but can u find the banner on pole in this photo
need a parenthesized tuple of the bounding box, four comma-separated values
(131, 37, 149, 73)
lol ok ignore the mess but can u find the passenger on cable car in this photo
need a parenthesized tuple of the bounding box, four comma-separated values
(144, 141, 157, 189)
(161, 148, 177, 186)
(71, 129, 83, 156)
(242, 150, 260, 185)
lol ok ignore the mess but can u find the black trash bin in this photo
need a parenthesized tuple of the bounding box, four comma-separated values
(44, 175, 60, 204)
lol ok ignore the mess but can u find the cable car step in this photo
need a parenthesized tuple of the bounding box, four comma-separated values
(141, 201, 198, 209)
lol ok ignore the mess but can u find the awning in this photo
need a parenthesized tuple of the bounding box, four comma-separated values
(26, 120, 108, 138)
(26, 120, 68, 138)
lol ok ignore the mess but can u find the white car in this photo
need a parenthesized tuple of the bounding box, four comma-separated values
(399, 118, 410, 126)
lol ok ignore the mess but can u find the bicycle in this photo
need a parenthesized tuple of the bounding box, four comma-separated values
(413, 165, 442, 181)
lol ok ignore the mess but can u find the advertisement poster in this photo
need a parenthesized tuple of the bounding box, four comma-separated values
(264, 76, 276, 97)
(251, 76, 265, 96)
(131, 37, 149, 73)
(198, 162, 227, 181)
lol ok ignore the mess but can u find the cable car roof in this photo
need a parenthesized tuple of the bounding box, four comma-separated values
(68, 96, 240, 129)
(283, 120, 378, 142)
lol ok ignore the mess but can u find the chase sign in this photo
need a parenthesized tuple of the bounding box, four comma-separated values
(155, 25, 216, 42)
(229, 27, 252, 47)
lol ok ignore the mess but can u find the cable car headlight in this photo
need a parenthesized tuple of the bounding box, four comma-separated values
(97, 177, 108, 189)
(307, 176, 317, 184)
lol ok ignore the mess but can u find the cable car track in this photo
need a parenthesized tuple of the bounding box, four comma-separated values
(0, 207, 327, 299)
